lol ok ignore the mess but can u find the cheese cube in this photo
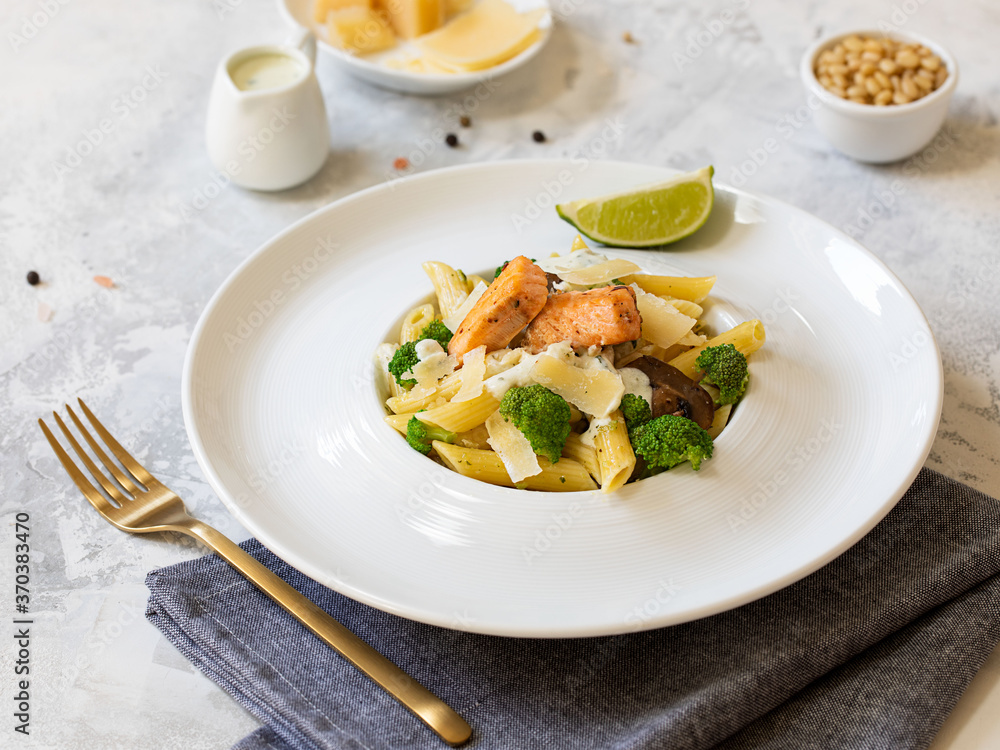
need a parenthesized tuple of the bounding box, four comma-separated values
(327, 7, 397, 54)
(444, 0, 472, 16)
(415, 0, 544, 72)
(374, 0, 444, 39)
(313, 0, 371, 24)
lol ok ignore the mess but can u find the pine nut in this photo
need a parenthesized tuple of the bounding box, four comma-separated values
(879, 58, 898, 75)
(814, 34, 947, 106)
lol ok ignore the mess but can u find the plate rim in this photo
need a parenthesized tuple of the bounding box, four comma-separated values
(182, 158, 944, 637)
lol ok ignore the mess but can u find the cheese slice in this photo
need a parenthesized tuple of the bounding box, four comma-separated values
(486, 411, 541, 483)
(410, 350, 456, 390)
(327, 7, 396, 54)
(529, 355, 624, 420)
(453, 345, 486, 402)
(415, 0, 545, 72)
(557, 258, 642, 286)
(375, 0, 444, 39)
(314, 0, 370, 24)
(631, 284, 696, 349)
(443, 280, 487, 333)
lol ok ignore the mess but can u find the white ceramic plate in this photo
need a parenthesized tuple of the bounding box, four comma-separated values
(183, 159, 942, 637)
(277, 0, 552, 96)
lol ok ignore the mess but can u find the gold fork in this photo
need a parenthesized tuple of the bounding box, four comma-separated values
(39, 399, 472, 747)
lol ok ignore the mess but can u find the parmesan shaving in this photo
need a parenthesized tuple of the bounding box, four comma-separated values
(631, 284, 696, 349)
(557, 258, 642, 286)
(530, 354, 624, 419)
(453, 345, 486, 402)
(536, 248, 608, 274)
(410, 351, 456, 390)
(443, 280, 488, 333)
(485, 411, 541, 483)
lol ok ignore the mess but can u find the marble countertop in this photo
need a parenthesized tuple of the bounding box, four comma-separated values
(2, 0, 999, 747)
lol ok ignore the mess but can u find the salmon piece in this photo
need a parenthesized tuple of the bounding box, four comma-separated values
(448, 255, 549, 362)
(521, 285, 641, 354)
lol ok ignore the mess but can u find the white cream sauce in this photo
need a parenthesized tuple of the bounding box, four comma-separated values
(231, 53, 305, 92)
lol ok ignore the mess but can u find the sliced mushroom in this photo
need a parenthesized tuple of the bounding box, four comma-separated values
(620, 355, 715, 430)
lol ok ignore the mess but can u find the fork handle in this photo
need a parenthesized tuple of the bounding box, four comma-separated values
(176, 518, 473, 747)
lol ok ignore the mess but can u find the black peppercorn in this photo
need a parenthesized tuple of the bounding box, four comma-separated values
(532, 130, 546, 143)
(445, 133, 459, 147)
(26, 271, 40, 286)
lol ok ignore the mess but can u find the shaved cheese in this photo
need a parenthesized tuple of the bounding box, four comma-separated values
(415, 339, 444, 359)
(679, 331, 707, 346)
(557, 258, 642, 286)
(443, 280, 487, 333)
(536, 248, 608, 275)
(410, 351, 456, 390)
(414, 0, 545, 72)
(631, 284, 696, 349)
(486, 411, 541, 483)
(530, 354, 624, 419)
(453, 345, 486, 402)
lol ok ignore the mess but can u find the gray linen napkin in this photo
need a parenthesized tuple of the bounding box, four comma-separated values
(145, 468, 1000, 750)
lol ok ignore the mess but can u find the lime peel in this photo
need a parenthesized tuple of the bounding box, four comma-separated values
(556, 166, 715, 248)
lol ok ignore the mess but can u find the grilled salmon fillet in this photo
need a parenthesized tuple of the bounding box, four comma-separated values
(522, 285, 641, 354)
(448, 255, 549, 363)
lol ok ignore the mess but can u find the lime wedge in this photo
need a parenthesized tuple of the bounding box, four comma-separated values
(555, 166, 715, 248)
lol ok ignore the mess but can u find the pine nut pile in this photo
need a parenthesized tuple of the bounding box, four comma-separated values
(815, 35, 947, 106)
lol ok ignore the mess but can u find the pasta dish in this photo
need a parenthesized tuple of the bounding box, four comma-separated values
(376, 237, 765, 493)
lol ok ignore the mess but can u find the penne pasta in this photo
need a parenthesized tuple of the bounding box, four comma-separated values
(669, 320, 766, 379)
(417, 391, 500, 433)
(466, 273, 489, 290)
(706, 403, 733, 440)
(620, 273, 716, 303)
(423, 261, 472, 319)
(433, 442, 598, 491)
(562, 432, 602, 485)
(384, 413, 411, 434)
(386, 372, 462, 414)
(591, 412, 635, 493)
(660, 297, 704, 319)
(399, 304, 436, 344)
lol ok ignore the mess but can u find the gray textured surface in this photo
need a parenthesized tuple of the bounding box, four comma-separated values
(1, 0, 998, 747)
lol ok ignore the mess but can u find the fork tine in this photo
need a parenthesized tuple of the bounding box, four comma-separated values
(77, 398, 156, 487)
(66, 403, 141, 495)
(52, 412, 132, 506)
(38, 418, 117, 516)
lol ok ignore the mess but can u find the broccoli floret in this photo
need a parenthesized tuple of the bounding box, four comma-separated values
(620, 393, 652, 434)
(419, 319, 453, 349)
(631, 415, 714, 473)
(387, 341, 420, 387)
(499, 384, 571, 463)
(405, 416, 457, 455)
(695, 344, 749, 405)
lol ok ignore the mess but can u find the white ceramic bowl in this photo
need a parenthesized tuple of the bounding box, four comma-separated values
(278, 0, 552, 96)
(800, 30, 958, 163)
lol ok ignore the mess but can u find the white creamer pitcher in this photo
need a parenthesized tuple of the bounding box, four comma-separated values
(206, 30, 329, 191)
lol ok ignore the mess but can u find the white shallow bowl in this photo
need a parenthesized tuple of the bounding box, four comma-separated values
(800, 30, 958, 163)
(183, 159, 942, 637)
(278, 0, 552, 96)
